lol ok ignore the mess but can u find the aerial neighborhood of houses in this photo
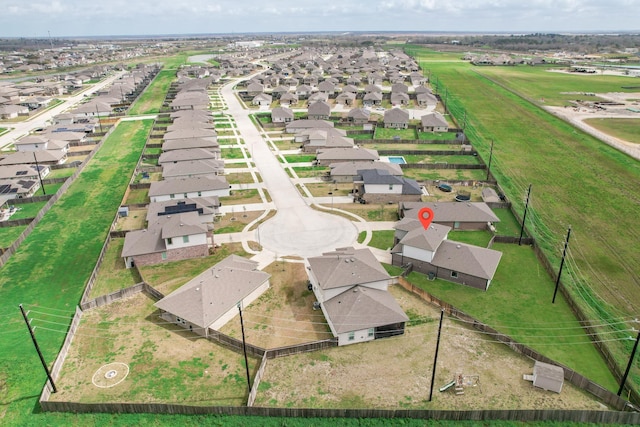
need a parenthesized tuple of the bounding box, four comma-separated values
(6, 36, 624, 418)
(1, 41, 506, 360)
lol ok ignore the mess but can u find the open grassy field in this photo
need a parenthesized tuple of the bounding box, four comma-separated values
(407, 47, 640, 390)
(88, 238, 142, 299)
(583, 118, 640, 143)
(406, 242, 617, 391)
(0, 120, 152, 426)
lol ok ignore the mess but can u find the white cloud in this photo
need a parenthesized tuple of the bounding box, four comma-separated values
(0, 0, 637, 36)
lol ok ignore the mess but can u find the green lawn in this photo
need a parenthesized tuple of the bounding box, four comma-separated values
(221, 147, 246, 159)
(283, 154, 316, 163)
(7, 200, 46, 220)
(583, 118, 640, 143)
(493, 207, 524, 237)
(0, 225, 26, 248)
(417, 131, 459, 140)
(368, 230, 396, 250)
(0, 120, 152, 426)
(46, 167, 77, 179)
(89, 238, 142, 299)
(406, 242, 618, 391)
(374, 127, 417, 139)
(292, 166, 329, 178)
(408, 46, 637, 390)
(128, 69, 176, 115)
(447, 230, 493, 247)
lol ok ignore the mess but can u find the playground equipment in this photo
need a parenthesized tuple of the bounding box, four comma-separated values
(440, 372, 481, 395)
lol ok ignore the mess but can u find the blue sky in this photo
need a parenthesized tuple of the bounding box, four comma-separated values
(1, 0, 638, 38)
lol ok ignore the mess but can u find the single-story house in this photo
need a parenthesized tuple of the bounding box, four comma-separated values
(390, 92, 410, 106)
(399, 201, 500, 230)
(335, 92, 356, 106)
(0, 150, 67, 166)
(0, 164, 50, 181)
(316, 147, 379, 166)
(279, 92, 299, 106)
(354, 169, 422, 204)
(363, 92, 383, 107)
(383, 108, 410, 129)
(163, 128, 218, 141)
(158, 148, 219, 164)
(146, 196, 220, 223)
(161, 138, 220, 153)
(306, 247, 408, 346)
(252, 93, 272, 107)
(161, 159, 225, 179)
(149, 176, 230, 203)
(155, 255, 271, 337)
(346, 108, 371, 124)
(0, 178, 41, 199)
(329, 161, 403, 183)
(271, 106, 294, 123)
(421, 112, 449, 133)
(285, 119, 334, 133)
(308, 101, 331, 120)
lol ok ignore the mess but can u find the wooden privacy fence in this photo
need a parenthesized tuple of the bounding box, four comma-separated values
(401, 163, 485, 170)
(38, 402, 640, 423)
(40, 306, 83, 404)
(395, 277, 632, 412)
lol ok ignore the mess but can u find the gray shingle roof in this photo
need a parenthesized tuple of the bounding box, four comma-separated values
(431, 240, 502, 280)
(403, 202, 500, 223)
(308, 247, 390, 290)
(323, 286, 409, 334)
(154, 255, 270, 329)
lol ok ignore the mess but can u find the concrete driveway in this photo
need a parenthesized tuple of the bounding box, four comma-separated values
(220, 78, 358, 258)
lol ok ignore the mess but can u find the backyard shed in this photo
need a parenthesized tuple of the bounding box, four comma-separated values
(524, 361, 564, 393)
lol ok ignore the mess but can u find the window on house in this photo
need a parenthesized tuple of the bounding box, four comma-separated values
(184, 193, 188, 198)
(368, 328, 374, 338)
(183, 235, 189, 243)
(451, 271, 458, 278)
(348, 331, 355, 341)
(167, 238, 172, 245)
(389, 184, 393, 190)
(197, 191, 202, 197)
(161, 252, 167, 260)
(170, 194, 175, 199)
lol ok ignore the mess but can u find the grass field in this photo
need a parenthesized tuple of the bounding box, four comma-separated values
(583, 118, 640, 143)
(89, 238, 142, 299)
(406, 242, 617, 391)
(0, 120, 152, 426)
(409, 47, 640, 389)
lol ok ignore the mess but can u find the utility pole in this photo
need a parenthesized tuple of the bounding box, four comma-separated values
(552, 225, 572, 304)
(237, 302, 252, 392)
(95, 104, 103, 134)
(33, 152, 46, 196)
(518, 184, 532, 245)
(618, 329, 640, 396)
(19, 304, 57, 393)
(428, 309, 444, 402)
(485, 140, 494, 181)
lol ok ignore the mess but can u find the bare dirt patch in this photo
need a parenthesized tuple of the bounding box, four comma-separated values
(51, 292, 257, 406)
(218, 261, 331, 349)
(254, 285, 609, 411)
(114, 208, 147, 231)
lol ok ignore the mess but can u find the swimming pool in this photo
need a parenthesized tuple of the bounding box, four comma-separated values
(388, 156, 406, 164)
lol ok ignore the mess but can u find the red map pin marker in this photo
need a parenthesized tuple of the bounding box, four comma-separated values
(418, 207, 434, 230)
